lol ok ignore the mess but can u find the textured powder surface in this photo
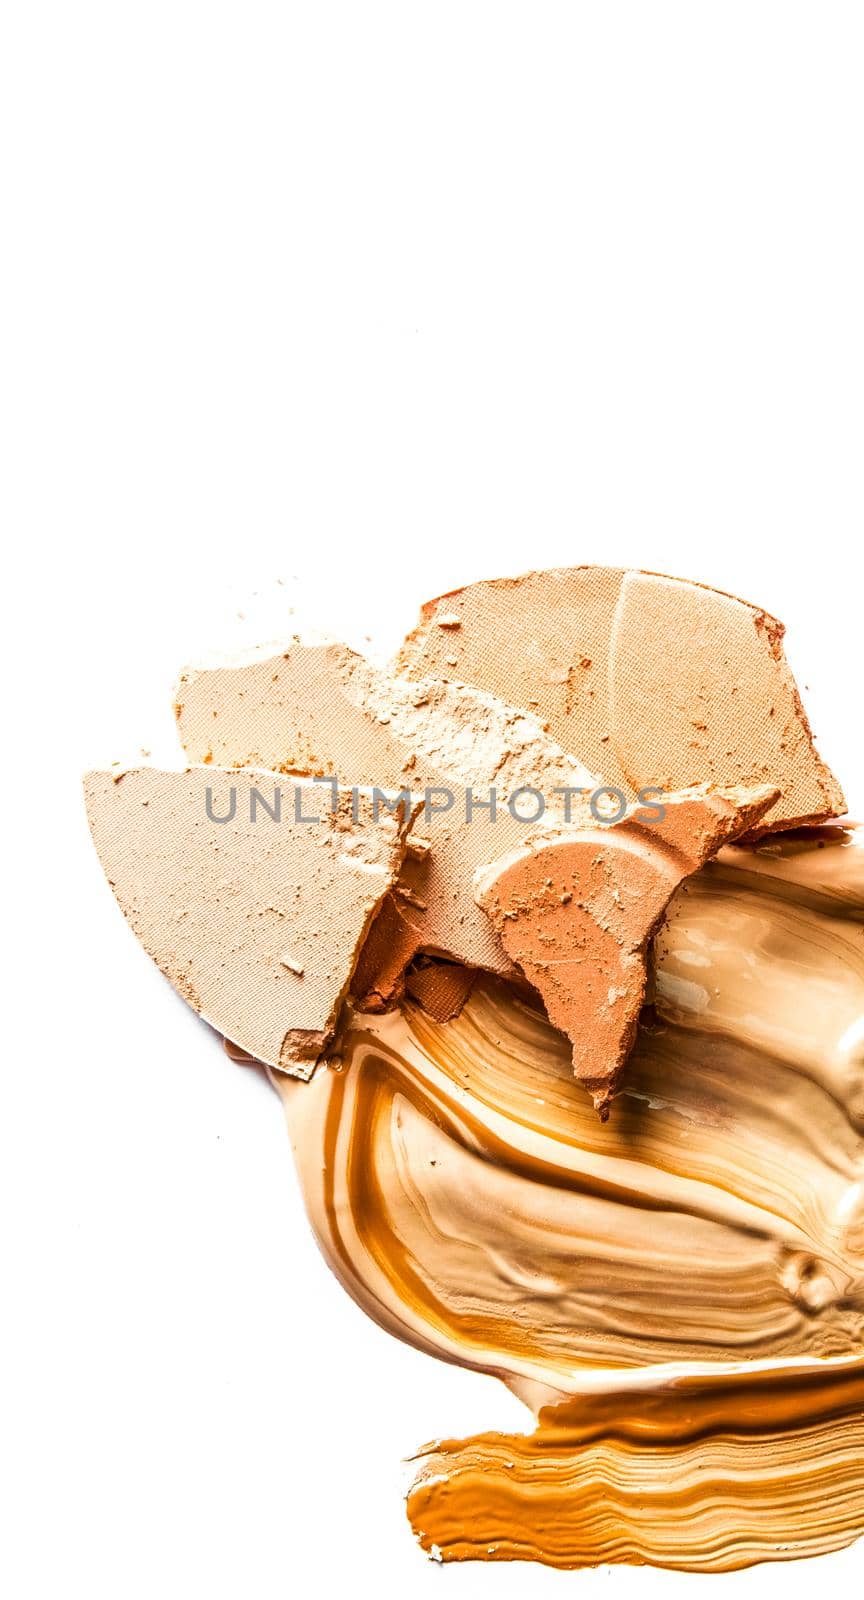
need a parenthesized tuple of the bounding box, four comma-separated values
(395, 566, 844, 832)
(403, 957, 478, 1022)
(349, 889, 441, 1012)
(176, 642, 517, 985)
(173, 640, 603, 994)
(174, 639, 599, 797)
(474, 784, 779, 1113)
(175, 641, 417, 782)
(84, 768, 410, 1074)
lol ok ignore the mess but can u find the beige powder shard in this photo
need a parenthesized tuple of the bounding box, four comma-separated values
(173, 641, 602, 994)
(175, 641, 402, 781)
(474, 783, 779, 1116)
(84, 768, 411, 1075)
(395, 567, 844, 834)
(174, 639, 599, 801)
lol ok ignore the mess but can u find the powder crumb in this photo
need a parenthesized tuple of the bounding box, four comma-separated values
(406, 833, 432, 860)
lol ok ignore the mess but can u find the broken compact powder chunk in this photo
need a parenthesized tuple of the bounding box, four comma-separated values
(474, 782, 779, 1115)
(173, 639, 602, 1003)
(395, 566, 844, 833)
(83, 767, 412, 1074)
(403, 956, 478, 1023)
(174, 637, 597, 798)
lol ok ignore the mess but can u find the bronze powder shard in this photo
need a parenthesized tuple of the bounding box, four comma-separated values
(474, 783, 779, 1116)
(404, 957, 478, 1022)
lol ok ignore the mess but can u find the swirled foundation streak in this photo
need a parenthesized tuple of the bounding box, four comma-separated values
(271, 824, 864, 1570)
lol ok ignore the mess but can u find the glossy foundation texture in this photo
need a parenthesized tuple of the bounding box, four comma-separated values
(84, 566, 858, 1572)
(271, 825, 864, 1570)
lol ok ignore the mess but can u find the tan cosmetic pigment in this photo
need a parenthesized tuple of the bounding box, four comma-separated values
(85, 567, 862, 1572)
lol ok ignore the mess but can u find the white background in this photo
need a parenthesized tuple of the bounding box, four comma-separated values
(2, 3, 864, 1596)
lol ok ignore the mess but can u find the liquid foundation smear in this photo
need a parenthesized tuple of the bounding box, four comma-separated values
(85, 567, 864, 1572)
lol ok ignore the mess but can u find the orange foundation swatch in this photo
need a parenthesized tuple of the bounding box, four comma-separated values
(271, 826, 864, 1571)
